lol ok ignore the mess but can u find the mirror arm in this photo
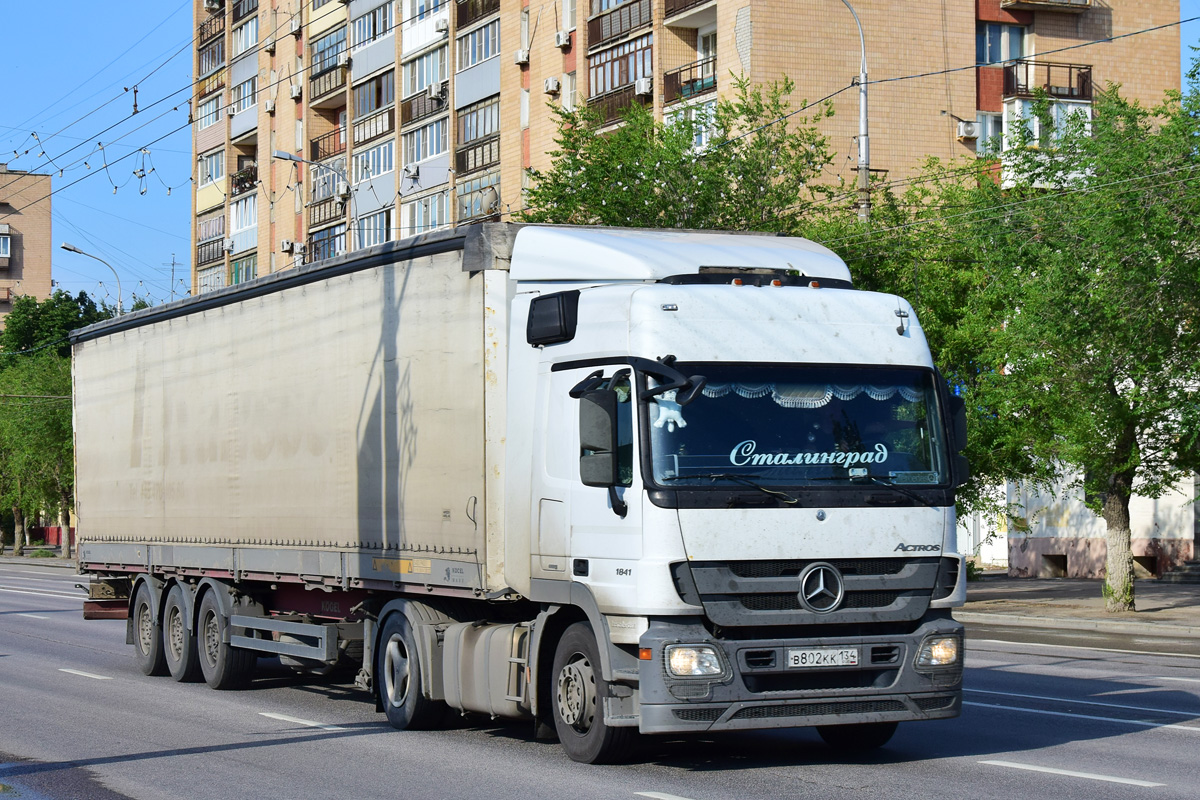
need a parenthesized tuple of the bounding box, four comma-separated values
(569, 370, 606, 398)
(608, 486, 628, 518)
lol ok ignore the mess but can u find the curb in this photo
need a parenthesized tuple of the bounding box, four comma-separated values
(0, 556, 77, 570)
(955, 611, 1200, 640)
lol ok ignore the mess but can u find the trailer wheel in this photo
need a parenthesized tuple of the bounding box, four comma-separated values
(377, 613, 443, 730)
(551, 622, 633, 764)
(197, 591, 256, 690)
(132, 583, 167, 676)
(816, 721, 899, 752)
(163, 585, 201, 682)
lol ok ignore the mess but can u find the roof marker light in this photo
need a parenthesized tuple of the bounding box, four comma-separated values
(809, 280, 821, 289)
(731, 279, 744, 286)
(661, 303, 679, 312)
(771, 279, 782, 287)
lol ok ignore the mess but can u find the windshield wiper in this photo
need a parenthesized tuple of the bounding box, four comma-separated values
(662, 473, 798, 504)
(853, 475, 941, 509)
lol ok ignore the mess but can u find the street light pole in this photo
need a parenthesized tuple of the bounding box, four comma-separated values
(840, 0, 870, 223)
(60, 242, 123, 315)
(272, 150, 354, 254)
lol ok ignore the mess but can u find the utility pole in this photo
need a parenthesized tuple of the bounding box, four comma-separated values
(840, 0, 870, 223)
(162, 254, 179, 301)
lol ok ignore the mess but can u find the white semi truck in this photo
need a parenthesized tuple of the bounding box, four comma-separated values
(75, 224, 967, 763)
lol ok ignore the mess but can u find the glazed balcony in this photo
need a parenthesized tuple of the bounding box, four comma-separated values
(309, 196, 344, 228)
(353, 106, 395, 145)
(590, 83, 649, 125)
(1003, 60, 1093, 102)
(457, 0, 500, 28)
(587, 0, 650, 51)
(663, 57, 716, 105)
(401, 83, 448, 126)
(310, 65, 348, 105)
(233, 0, 258, 23)
(199, 13, 225, 45)
(197, 238, 225, 266)
(454, 134, 500, 176)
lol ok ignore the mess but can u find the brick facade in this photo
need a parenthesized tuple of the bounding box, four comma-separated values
(0, 164, 54, 327)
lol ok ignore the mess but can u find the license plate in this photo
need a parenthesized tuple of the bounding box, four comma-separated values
(786, 647, 860, 668)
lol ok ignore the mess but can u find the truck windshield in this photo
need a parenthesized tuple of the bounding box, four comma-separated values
(647, 365, 950, 488)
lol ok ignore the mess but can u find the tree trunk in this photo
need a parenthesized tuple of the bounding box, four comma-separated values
(59, 490, 72, 561)
(13, 505, 25, 558)
(1101, 469, 1136, 613)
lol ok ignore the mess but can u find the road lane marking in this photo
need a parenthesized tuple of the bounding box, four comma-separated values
(965, 701, 1200, 733)
(968, 687, 1200, 718)
(0, 586, 83, 600)
(1157, 677, 1200, 683)
(17, 614, 49, 619)
(971, 638, 1200, 660)
(979, 760, 1164, 787)
(259, 712, 345, 731)
(636, 794, 699, 800)
(59, 669, 111, 680)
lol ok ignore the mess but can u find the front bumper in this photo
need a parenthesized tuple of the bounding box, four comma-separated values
(636, 613, 963, 734)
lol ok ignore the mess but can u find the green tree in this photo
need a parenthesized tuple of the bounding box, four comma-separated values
(520, 77, 836, 232)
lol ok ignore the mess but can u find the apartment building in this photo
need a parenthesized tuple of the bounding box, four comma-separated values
(0, 163, 54, 326)
(190, 0, 1180, 290)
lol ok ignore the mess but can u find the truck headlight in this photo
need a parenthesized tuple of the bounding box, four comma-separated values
(665, 644, 723, 677)
(916, 636, 960, 668)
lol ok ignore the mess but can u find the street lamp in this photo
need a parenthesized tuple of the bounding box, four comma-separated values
(839, 0, 870, 223)
(272, 150, 354, 251)
(60, 242, 123, 315)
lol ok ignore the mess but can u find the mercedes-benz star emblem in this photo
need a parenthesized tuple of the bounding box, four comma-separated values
(798, 563, 845, 614)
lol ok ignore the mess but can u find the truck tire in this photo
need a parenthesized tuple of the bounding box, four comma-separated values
(163, 585, 202, 682)
(132, 582, 167, 676)
(551, 622, 634, 764)
(377, 613, 444, 731)
(197, 591, 256, 690)
(816, 721, 898, 751)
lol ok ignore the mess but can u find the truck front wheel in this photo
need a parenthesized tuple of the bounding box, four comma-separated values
(132, 583, 167, 676)
(163, 585, 201, 682)
(551, 622, 633, 764)
(377, 613, 443, 730)
(816, 721, 899, 751)
(197, 591, 256, 690)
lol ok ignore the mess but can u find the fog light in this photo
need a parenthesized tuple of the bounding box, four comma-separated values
(917, 636, 960, 668)
(665, 644, 723, 677)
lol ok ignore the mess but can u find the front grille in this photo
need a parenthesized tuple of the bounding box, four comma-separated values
(743, 669, 897, 693)
(916, 695, 956, 711)
(673, 707, 725, 722)
(739, 591, 902, 612)
(728, 559, 908, 578)
(731, 699, 906, 720)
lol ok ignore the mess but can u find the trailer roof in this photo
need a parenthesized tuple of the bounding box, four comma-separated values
(510, 227, 852, 283)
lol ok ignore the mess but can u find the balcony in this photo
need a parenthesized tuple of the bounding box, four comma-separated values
(199, 14, 225, 45)
(231, 165, 257, 196)
(664, 0, 712, 18)
(310, 65, 348, 105)
(590, 83, 649, 125)
(663, 58, 716, 105)
(197, 238, 225, 266)
(457, 0, 500, 28)
(233, 0, 258, 23)
(310, 129, 347, 161)
(309, 196, 344, 228)
(1000, 0, 1090, 11)
(588, 0, 650, 51)
(401, 83, 448, 126)
(454, 135, 500, 176)
(353, 106, 395, 145)
(1003, 60, 1093, 101)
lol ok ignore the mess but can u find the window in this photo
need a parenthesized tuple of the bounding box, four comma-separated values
(355, 71, 395, 117)
(591, 0, 630, 13)
(311, 157, 347, 201)
(197, 265, 226, 294)
(231, 253, 258, 284)
(403, 117, 447, 163)
(458, 96, 499, 143)
(976, 23, 1024, 65)
(563, 0, 576, 30)
(312, 27, 347, 73)
(233, 77, 257, 112)
(231, 195, 257, 231)
(357, 208, 393, 248)
(402, 191, 447, 237)
(1003, 98, 1090, 148)
(198, 215, 225, 242)
(561, 72, 577, 111)
(199, 39, 225, 76)
(402, 46, 447, 97)
(352, 2, 394, 48)
(457, 19, 499, 71)
(198, 96, 222, 129)
(232, 16, 259, 57)
(200, 150, 225, 186)
(589, 33, 652, 95)
(671, 99, 717, 150)
(0, 235, 9, 258)
(407, 0, 446, 22)
(314, 0, 337, 8)
(520, 88, 529, 128)
(456, 170, 498, 220)
(309, 223, 347, 261)
(353, 140, 395, 182)
(975, 112, 1003, 156)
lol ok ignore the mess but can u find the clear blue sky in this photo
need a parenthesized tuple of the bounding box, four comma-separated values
(0, 1, 1196, 307)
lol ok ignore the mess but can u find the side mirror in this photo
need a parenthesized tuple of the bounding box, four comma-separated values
(954, 453, 970, 489)
(947, 395, 968, 453)
(579, 389, 619, 487)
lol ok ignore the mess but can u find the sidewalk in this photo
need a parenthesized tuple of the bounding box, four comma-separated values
(0, 549, 76, 569)
(958, 573, 1200, 639)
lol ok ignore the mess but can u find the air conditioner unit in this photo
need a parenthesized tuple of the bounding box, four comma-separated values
(280, 239, 295, 253)
(403, 164, 420, 180)
(290, 84, 303, 100)
(264, 37, 276, 54)
(543, 76, 561, 95)
(956, 120, 980, 140)
(203, 0, 222, 12)
(290, 16, 302, 35)
(337, 52, 350, 67)
(513, 49, 530, 66)
(336, 181, 351, 199)
(634, 76, 653, 97)
(434, 18, 449, 34)
(223, 238, 236, 253)
(554, 30, 571, 49)
(265, 99, 276, 113)
(426, 83, 444, 103)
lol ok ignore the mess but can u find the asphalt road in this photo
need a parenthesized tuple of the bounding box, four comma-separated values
(3, 562, 1199, 800)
